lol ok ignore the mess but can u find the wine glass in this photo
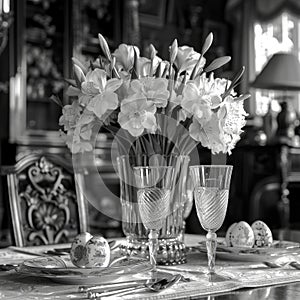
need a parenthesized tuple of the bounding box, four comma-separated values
(133, 166, 174, 273)
(190, 165, 233, 282)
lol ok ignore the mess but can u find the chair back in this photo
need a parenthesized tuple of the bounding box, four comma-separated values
(1, 153, 88, 246)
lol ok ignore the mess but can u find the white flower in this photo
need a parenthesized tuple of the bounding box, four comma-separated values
(181, 82, 214, 124)
(59, 100, 81, 131)
(130, 78, 169, 108)
(113, 44, 140, 73)
(174, 46, 206, 74)
(189, 115, 227, 154)
(82, 69, 122, 119)
(219, 96, 247, 134)
(60, 129, 93, 154)
(118, 94, 157, 137)
(59, 34, 249, 154)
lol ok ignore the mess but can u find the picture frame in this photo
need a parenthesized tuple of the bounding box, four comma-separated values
(139, 0, 167, 28)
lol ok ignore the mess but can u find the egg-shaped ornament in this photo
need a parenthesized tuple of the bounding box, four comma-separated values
(251, 220, 273, 247)
(225, 223, 237, 246)
(84, 235, 111, 268)
(231, 221, 255, 248)
(70, 232, 93, 267)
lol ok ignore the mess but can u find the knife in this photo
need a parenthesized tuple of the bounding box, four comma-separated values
(8, 246, 45, 257)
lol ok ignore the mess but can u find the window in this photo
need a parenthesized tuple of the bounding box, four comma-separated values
(254, 12, 300, 115)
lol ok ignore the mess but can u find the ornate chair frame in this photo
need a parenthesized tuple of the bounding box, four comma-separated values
(1, 153, 88, 246)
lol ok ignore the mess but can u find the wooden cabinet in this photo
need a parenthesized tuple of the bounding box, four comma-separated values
(9, 0, 123, 149)
(9, 0, 71, 146)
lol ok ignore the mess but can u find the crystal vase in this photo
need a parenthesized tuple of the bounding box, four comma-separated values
(116, 154, 190, 265)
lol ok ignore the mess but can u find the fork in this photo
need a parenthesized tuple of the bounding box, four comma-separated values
(263, 261, 300, 269)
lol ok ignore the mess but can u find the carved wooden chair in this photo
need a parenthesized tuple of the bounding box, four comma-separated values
(1, 153, 88, 246)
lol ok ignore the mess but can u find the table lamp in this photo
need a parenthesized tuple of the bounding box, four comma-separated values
(252, 52, 300, 141)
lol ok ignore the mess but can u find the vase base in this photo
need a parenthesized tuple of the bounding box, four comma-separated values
(119, 236, 187, 265)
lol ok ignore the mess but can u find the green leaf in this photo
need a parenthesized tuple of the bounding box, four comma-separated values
(89, 60, 95, 71)
(190, 54, 203, 79)
(193, 67, 204, 80)
(177, 72, 187, 94)
(161, 64, 169, 78)
(66, 86, 81, 97)
(154, 62, 163, 77)
(222, 66, 245, 99)
(112, 66, 121, 79)
(64, 78, 77, 87)
(50, 95, 63, 107)
(204, 56, 231, 73)
(201, 32, 213, 55)
(131, 48, 140, 79)
(230, 66, 245, 88)
(234, 93, 251, 102)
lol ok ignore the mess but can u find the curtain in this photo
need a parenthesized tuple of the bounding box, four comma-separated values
(225, 0, 300, 114)
(227, 0, 300, 21)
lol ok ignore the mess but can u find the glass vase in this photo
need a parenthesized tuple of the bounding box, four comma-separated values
(116, 154, 190, 265)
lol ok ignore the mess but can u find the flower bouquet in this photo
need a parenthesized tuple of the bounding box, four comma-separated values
(57, 33, 250, 264)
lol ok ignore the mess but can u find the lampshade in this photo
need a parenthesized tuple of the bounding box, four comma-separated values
(252, 52, 300, 91)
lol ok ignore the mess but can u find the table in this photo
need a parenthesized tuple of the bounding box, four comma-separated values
(0, 235, 300, 299)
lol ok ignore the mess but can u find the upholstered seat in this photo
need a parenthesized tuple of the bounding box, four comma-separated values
(1, 153, 88, 246)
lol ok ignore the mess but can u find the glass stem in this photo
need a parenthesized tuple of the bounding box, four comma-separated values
(148, 229, 159, 272)
(206, 231, 217, 275)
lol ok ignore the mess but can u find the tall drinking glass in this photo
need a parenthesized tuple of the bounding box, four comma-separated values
(190, 165, 233, 282)
(133, 166, 174, 273)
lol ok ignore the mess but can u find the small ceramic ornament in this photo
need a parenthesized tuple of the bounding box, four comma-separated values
(251, 220, 273, 247)
(225, 222, 237, 246)
(231, 221, 255, 248)
(70, 232, 92, 267)
(70, 232, 111, 268)
(84, 235, 111, 268)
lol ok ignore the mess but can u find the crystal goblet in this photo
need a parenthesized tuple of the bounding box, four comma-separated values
(133, 166, 174, 273)
(190, 165, 233, 282)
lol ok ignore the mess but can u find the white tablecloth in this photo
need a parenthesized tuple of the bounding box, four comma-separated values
(1, 235, 300, 299)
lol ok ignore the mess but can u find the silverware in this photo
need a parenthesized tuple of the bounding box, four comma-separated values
(290, 261, 300, 269)
(0, 263, 19, 271)
(8, 246, 45, 257)
(78, 279, 151, 293)
(263, 261, 300, 269)
(44, 249, 70, 256)
(158, 265, 200, 276)
(86, 274, 184, 299)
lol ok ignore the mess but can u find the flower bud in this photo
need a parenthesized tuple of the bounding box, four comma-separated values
(149, 44, 157, 60)
(169, 39, 178, 64)
(98, 33, 112, 61)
